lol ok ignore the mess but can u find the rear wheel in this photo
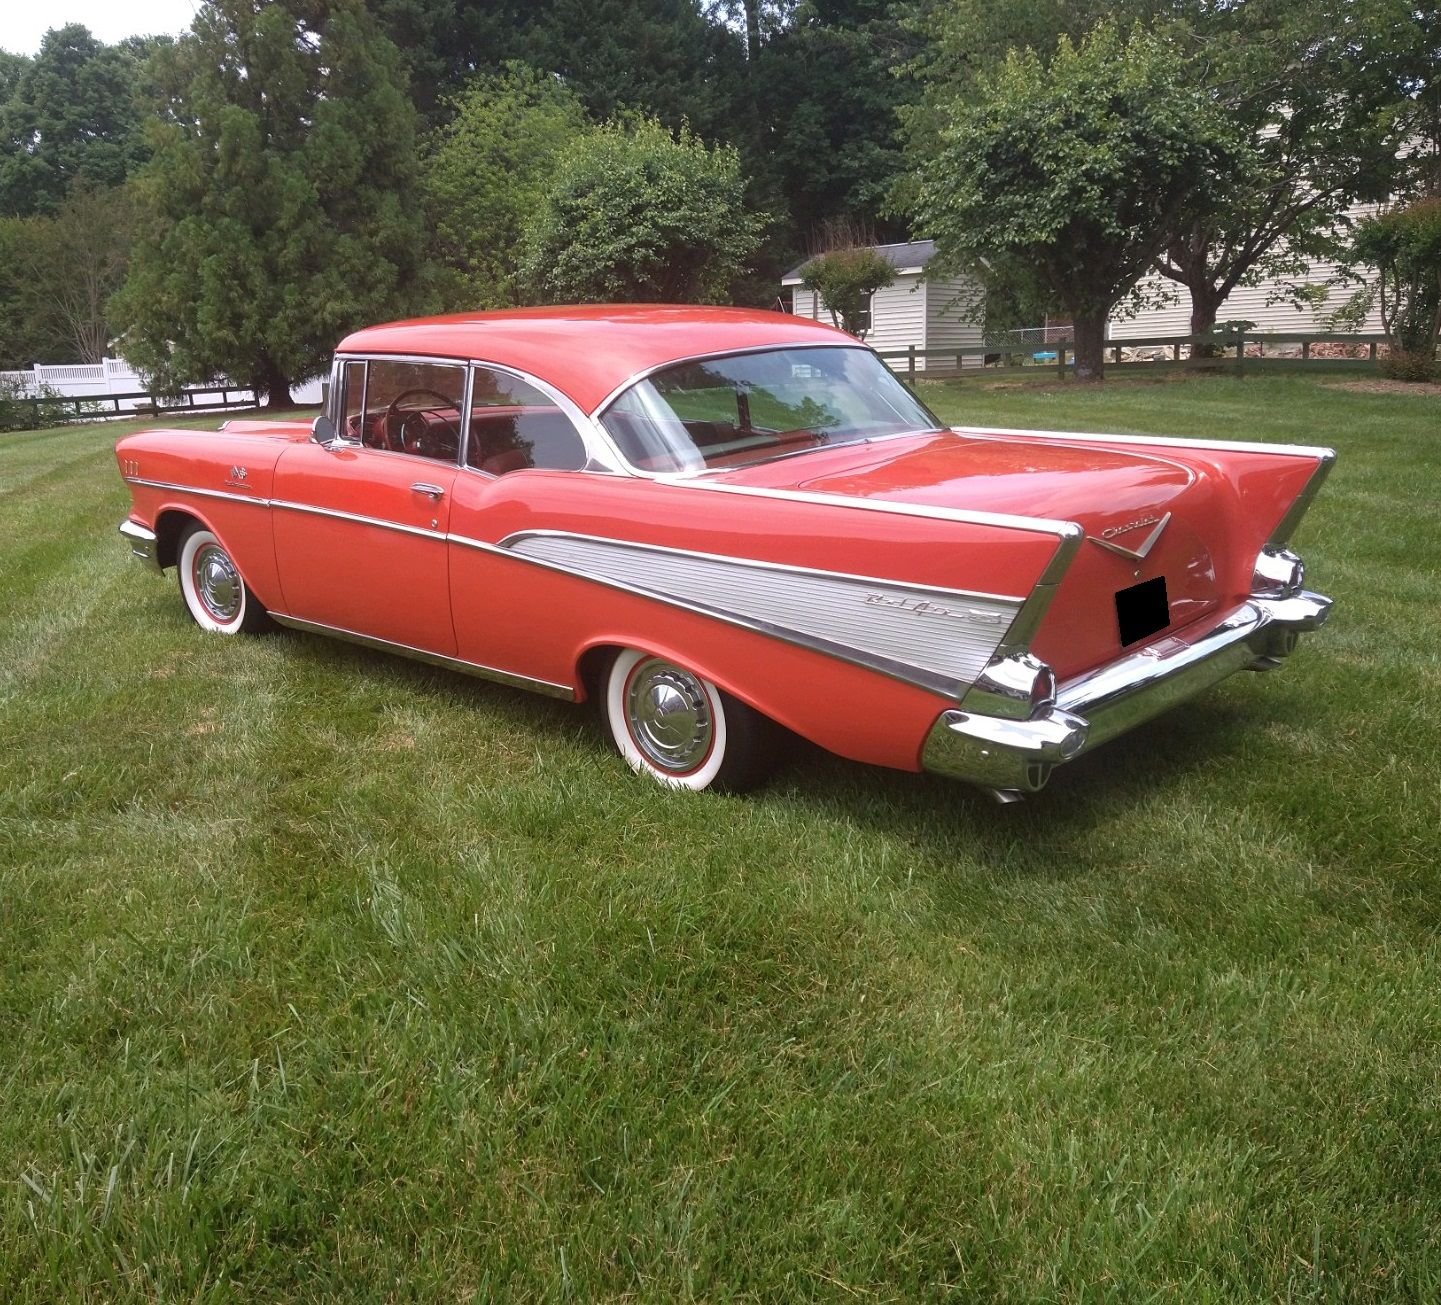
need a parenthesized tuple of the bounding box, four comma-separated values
(177, 524, 271, 635)
(602, 649, 777, 793)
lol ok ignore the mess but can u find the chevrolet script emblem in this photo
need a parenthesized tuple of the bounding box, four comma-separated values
(1088, 512, 1171, 560)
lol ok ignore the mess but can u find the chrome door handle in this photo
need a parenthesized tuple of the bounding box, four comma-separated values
(411, 482, 445, 501)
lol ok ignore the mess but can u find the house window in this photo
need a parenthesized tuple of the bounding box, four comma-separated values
(852, 293, 874, 338)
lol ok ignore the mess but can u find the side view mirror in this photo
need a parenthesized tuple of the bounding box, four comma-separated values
(310, 414, 336, 444)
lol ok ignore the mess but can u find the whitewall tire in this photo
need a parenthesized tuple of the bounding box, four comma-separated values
(602, 649, 777, 792)
(177, 525, 270, 635)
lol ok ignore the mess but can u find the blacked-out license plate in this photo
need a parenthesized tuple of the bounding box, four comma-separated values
(1116, 576, 1170, 647)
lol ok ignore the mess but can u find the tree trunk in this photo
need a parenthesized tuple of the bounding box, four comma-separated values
(260, 357, 294, 409)
(743, 0, 761, 63)
(1072, 314, 1106, 382)
(1188, 282, 1223, 358)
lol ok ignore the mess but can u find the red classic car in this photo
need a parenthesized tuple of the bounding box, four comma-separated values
(116, 306, 1333, 801)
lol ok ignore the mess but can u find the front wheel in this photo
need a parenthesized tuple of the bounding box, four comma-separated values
(177, 524, 272, 635)
(602, 649, 777, 793)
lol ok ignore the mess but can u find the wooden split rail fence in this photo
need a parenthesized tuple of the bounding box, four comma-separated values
(876, 332, 1395, 381)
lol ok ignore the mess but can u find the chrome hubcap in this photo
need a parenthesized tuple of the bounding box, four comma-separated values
(626, 660, 713, 773)
(194, 544, 241, 621)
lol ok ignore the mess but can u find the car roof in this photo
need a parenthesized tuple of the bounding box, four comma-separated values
(337, 305, 856, 414)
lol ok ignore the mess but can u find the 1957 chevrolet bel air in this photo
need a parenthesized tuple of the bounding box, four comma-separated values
(116, 306, 1334, 801)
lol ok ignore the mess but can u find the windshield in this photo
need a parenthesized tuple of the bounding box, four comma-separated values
(598, 346, 944, 474)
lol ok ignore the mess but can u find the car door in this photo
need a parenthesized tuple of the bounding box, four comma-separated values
(272, 357, 465, 655)
(446, 363, 595, 681)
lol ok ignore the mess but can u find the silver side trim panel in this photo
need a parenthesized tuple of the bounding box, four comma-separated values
(495, 530, 1022, 697)
(270, 614, 576, 700)
(502, 529, 1026, 605)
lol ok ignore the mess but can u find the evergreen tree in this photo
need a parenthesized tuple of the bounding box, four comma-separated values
(113, 0, 426, 406)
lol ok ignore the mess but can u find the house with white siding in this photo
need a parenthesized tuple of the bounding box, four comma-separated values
(783, 241, 987, 371)
(1108, 202, 1384, 339)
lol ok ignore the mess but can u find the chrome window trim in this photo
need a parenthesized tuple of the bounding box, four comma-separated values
(269, 613, 575, 700)
(589, 341, 948, 481)
(451, 530, 994, 700)
(499, 528, 1028, 606)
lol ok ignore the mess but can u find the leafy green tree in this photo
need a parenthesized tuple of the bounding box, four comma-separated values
(1350, 199, 1441, 380)
(800, 246, 895, 335)
(523, 118, 765, 303)
(113, 0, 426, 406)
(912, 23, 1243, 380)
(0, 218, 67, 367)
(2, 185, 136, 363)
(905, 0, 1416, 338)
(423, 64, 587, 309)
(0, 25, 148, 216)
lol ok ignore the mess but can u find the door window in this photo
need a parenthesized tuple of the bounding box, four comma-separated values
(359, 360, 466, 463)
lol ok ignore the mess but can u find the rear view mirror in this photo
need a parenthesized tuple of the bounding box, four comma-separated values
(310, 414, 336, 444)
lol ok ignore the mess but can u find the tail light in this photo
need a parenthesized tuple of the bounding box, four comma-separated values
(962, 652, 1057, 720)
(1252, 546, 1305, 599)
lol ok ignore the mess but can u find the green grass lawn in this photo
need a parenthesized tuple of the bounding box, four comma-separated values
(2, 376, 1439, 1300)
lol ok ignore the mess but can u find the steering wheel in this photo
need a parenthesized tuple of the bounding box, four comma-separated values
(384, 388, 460, 458)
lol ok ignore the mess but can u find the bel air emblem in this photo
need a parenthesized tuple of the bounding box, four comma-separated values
(863, 593, 1006, 626)
(1088, 512, 1171, 561)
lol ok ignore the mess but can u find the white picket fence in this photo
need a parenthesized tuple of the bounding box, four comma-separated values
(0, 358, 323, 410)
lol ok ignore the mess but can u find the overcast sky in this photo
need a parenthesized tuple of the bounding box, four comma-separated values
(1, 0, 201, 56)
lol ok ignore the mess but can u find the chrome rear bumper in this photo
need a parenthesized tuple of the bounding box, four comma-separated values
(922, 591, 1332, 799)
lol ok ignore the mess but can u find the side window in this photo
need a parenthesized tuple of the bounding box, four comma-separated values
(466, 366, 588, 476)
(341, 361, 366, 441)
(360, 360, 466, 463)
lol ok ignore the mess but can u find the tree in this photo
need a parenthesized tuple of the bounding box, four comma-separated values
(423, 64, 587, 310)
(112, 0, 426, 407)
(1350, 199, 1441, 380)
(0, 50, 29, 105)
(905, 0, 1418, 339)
(800, 246, 894, 335)
(7, 185, 136, 363)
(912, 23, 1243, 380)
(0, 25, 147, 216)
(523, 118, 765, 304)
